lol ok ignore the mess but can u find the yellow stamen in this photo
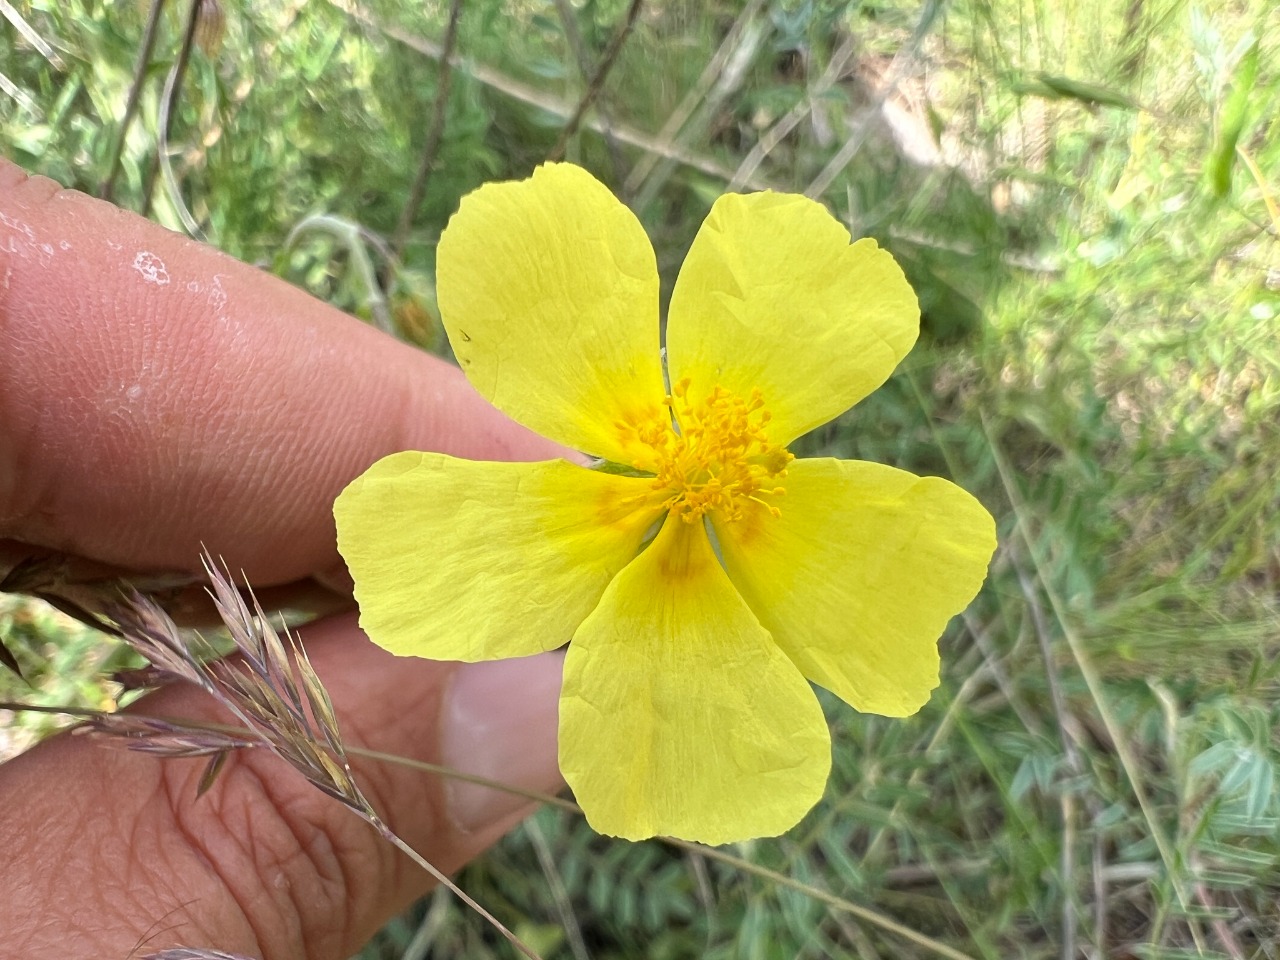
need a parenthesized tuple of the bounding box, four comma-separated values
(627, 378, 793, 524)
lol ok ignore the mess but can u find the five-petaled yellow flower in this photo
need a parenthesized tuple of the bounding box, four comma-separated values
(335, 163, 996, 845)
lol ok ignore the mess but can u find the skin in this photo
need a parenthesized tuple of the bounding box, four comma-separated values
(0, 158, 568, 958)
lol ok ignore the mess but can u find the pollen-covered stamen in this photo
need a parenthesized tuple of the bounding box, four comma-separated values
(644, 378, 793, 523)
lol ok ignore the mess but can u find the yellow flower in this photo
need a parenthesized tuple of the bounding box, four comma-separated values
(334, 163, 996, 844)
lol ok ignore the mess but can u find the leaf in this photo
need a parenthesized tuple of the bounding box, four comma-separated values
(0, 555, 57, 593)
(0, 628, 24, 679)
(1189, 740, 1238, 778)
(1245, 755, 1274, 821)
(1009, 73, 1140, 110)
(197, 751, 231, 798)
(1206, 36, 1259, 197)
(34, 591, 124, 637)
(1219, 752, 1254, 794)
(1010, 755, 1038, 802)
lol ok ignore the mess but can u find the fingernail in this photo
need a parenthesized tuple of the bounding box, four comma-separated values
(439, 651, 564, 833)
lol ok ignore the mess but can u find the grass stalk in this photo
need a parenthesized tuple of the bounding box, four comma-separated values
(546, 0, 643, 162)
(143, 0, 203, 236)
(100, 0, 168, 202)
(386, 0, 463, 274)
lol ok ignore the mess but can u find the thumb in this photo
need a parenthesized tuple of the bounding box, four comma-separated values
(0, 613, 565, 960)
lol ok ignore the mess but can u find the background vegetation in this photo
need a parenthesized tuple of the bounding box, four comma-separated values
(2, 0, 1279, 956)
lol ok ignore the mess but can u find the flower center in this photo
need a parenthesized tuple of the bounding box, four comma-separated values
(631, 378, 792, 524)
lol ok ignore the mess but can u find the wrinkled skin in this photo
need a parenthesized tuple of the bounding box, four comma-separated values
(0, 158, 566, 958)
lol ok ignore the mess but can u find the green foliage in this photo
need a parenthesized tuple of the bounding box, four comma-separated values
(0, 596, 130, 750)
(4, 0, 1280, 956)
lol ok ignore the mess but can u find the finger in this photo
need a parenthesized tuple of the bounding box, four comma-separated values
(0, 612, 565, 959)
(0, 159, 562, 584)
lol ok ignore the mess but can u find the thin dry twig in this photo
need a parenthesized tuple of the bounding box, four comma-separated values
(101, 0, 169, 201)
(624, 0, 767, 200)
(551, 0, 625, 183)
(728, 32, 858, 193)
(0, 68, 37, 114)
(175, 0, 309, 175)
(526, 817, 591, 960)
(329, 0, 769, 189)
(386, 0, 463, 273)
(546, 0, 644, 163)
(668, 840, 980, 960)
(285, 214, 394, 334)
(803, 3, 942, 200)
(0, 0, 66, 69)
(142, 0, 204, 236)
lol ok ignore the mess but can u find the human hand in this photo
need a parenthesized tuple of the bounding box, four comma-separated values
(0, 158, 566, 959)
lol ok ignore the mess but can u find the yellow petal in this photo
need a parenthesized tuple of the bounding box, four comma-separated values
(666, 191, 918, 445)
(713, 458, 996, 717)
(436, 163, 668, 463)
(335, 452, 663, 661)
(560, 516, 831, 844)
